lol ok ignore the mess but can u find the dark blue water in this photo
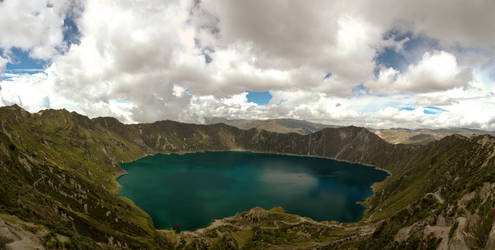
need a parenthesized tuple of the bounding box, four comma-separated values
(117, 151, 388, 230)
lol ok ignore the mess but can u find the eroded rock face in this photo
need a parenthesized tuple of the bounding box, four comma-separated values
(485, 221, 495, 250)
(0, 215, 46, 250)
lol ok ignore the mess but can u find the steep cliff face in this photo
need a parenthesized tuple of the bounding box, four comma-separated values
(1, 105, 495, 249)
(98, 119, 416, 175)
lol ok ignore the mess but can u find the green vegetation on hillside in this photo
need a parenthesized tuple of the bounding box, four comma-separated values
(1, 105, 495, 249)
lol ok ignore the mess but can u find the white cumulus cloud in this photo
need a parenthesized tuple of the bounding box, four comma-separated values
(1, 0, 495, 130)
(368, 51, 472, 93)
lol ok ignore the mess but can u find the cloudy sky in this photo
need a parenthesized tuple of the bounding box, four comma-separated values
(1, 0, 495, 129)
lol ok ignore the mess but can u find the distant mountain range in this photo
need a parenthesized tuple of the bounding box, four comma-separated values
(370, 127, 495, 144)
(204, 117, 338, 135)
(206, 117, 495, 144)
(1, 105, 495, 249)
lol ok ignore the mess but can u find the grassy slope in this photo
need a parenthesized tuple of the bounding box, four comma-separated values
(1, 105, 495, 249)
(0, 106, 168, 249)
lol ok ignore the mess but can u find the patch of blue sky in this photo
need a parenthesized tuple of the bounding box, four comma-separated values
(375, 47, 409, 73)
(1, 73, 16, 81)
(246, 91, 272, 105)
(424, 106, 447, 112)
(2, 48, 50, 74)
(399, 107, 415, 111)
(2, 8, 81, 76)
(423, 106, 447, 115)
(62, 16, 81, 48)
(423, 109, 438, 115)
(375, 31, 439, 76)
(401, 34, 439, 56)
(60, 2, 83, 52)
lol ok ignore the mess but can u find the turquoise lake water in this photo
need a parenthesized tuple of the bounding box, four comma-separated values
(117, 151, 388, 231)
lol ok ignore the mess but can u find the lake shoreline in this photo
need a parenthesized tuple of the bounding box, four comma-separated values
(115, 150, 389, 231)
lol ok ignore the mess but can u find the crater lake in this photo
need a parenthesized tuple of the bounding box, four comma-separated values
(117, 151, 388, 230)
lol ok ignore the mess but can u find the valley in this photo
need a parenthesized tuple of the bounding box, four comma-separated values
(1, 105, 495, 249)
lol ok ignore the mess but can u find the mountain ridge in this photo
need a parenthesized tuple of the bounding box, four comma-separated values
(1, 105, 495, 249)
(205, 116, 495, 145)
